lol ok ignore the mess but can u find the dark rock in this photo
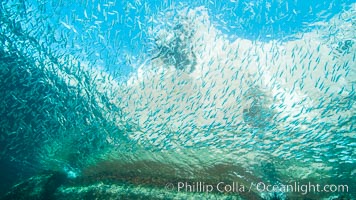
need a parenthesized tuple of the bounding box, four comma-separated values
(1, 171, 67, 200)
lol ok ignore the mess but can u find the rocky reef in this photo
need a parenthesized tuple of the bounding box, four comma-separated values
(2, 158, 354, 200)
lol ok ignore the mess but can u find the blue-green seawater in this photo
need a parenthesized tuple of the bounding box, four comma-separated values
(0, 0, 355, 199)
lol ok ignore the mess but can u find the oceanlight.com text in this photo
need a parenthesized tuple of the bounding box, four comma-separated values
(256, 182, 349, 195)
(165, 181, 349, 195)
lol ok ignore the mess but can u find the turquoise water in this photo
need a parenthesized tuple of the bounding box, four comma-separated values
(0, 0, 355, 199)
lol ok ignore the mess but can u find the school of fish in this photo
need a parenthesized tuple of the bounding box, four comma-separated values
(0, 0, 355, 198)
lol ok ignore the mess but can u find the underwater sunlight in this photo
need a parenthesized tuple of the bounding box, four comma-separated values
(0, 0, 355, 199)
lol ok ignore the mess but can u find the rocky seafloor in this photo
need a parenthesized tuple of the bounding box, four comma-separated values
(1, 160, 354, 200)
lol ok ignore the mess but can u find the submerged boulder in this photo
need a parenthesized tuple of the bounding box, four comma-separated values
(2, 159, 353, 200)
(1, 172, 67, 200)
